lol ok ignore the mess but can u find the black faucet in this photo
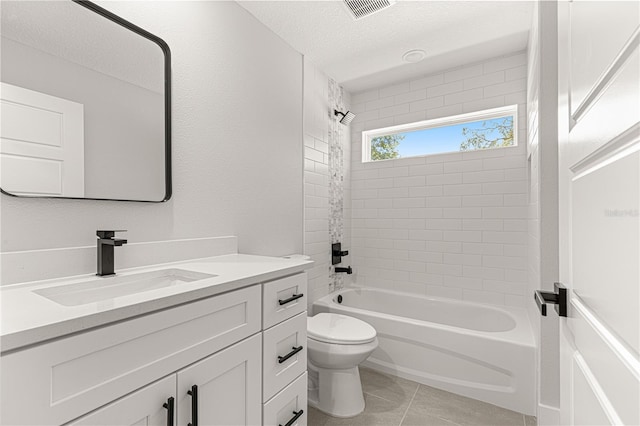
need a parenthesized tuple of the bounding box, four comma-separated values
(335, 266, 352, 274)
(97, 230, 127, 276)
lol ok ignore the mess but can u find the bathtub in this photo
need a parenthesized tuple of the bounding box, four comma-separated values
(313, 286, 536, 415)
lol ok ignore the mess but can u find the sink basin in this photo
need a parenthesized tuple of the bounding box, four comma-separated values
(34, 269, 217, 306)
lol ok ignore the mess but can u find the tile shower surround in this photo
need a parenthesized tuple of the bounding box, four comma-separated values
(348, 52, 529, 307)
(328, 79, 348, 292)
(303, 58, 352, 310)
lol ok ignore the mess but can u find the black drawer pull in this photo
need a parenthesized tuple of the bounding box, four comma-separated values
(187, 385, 198, 426)
(162, 397, 174, 426)
(278, 345, 303, 364)
(279, 409, 304, 426)
(278, 293, 303, 305)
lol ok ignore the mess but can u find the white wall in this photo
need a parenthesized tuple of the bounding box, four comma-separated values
(527, 1, 560, 422)
(349, 52, 529, 307)
(0, 1, 303, 276)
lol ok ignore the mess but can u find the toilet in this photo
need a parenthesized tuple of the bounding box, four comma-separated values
(306, 313, 378, 417)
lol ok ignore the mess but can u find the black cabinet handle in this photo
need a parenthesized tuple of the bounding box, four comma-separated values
(279, 409, 304, 426)
(279, 294, 304, 305)
(162, 397, 174, 426)
(278, 346, 303, 364)
(187, 385, 198, 426)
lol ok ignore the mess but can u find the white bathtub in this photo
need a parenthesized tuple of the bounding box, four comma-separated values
(313, 286, 536, 415)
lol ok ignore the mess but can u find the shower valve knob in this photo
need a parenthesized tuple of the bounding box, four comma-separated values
(331, 243, 349, 265)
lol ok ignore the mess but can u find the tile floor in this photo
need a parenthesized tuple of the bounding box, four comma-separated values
(307, 367, 537, 426)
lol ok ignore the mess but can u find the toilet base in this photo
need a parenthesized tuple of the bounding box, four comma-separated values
(308, 362, 365, 418)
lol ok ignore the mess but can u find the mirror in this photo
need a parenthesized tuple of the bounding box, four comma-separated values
(0, 0, 171, 202)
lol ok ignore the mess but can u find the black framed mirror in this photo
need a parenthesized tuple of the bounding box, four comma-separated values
(0, 0, 171, 202)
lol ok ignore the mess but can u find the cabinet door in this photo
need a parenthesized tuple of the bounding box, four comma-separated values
(177, 334, 262, 426)
(67, 375, 175, 426)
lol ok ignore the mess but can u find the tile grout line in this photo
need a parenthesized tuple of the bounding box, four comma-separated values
(397, 384, 421, 426)
(363, 391, 398, 405)
(363, 390, 402, 405)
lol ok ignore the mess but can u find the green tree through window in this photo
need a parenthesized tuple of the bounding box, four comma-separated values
(365, 108, 516, 161)
(460, 116, 514, 151)
(370, 134, 403, 160)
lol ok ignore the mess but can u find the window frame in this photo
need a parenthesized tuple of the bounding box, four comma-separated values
(361, 104, 518, 162)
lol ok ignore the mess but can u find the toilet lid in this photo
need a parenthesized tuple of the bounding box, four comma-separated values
(307, 313, 377, 345)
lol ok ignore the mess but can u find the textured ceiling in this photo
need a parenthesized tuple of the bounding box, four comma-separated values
(238, 0, 533, 93)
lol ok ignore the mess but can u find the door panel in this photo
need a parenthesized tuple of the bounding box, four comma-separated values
(558, 1, 640, 425)
(0, 82, 84, 196)
(572, 355, 616, 426)
(571, 299, 639, 425)
(569, 0, 639, 116)
(572, 148, 639, 353)
(567, 46, 639, 166)
(1, 155, 63, 194)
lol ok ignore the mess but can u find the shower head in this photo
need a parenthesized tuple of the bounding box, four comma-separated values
(334, 109, 356, 125)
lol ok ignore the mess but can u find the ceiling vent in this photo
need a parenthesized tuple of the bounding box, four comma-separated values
(343, 0, 396, 20)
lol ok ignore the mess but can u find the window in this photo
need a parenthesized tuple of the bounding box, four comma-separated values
(362, 105, 517, 162)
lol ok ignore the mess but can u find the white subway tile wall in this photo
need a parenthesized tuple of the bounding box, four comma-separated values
(303, 59, 331, 311)
(349, 52, 529, 307)
(303, 59, 352, 311)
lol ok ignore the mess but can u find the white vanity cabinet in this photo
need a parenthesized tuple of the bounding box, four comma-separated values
(0, 270, 309, 426)
(68, 335, 262, 426)
(67, 376, 177, 426)
(261, 274, 308, 426)
(2, 284, 262, 425)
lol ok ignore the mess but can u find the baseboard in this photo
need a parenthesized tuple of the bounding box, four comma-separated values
(538, 403, 560, 426)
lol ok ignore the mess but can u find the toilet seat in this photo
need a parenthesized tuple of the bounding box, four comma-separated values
(307, 313, 376, 345)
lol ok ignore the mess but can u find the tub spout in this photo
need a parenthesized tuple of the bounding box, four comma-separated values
(335, 266, 352, 274)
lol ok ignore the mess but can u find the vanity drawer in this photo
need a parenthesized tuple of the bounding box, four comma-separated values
(263, 312, 307, 402)
(263, 372, 307, 426)
(0, 284, 261, 426)
(263, 272, 307, 329)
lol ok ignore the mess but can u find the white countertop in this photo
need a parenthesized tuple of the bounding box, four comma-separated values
(0, 254, 313, 353)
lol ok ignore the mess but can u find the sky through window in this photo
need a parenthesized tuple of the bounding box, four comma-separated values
(364, 106, 517, 162)
(394, 117, 513, 157)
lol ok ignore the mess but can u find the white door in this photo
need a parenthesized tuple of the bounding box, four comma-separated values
(0, 82, 84, 197)
(557, 1, 639, 425)
(177, 334, 262, 426)
(67, 375, 176, 426)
